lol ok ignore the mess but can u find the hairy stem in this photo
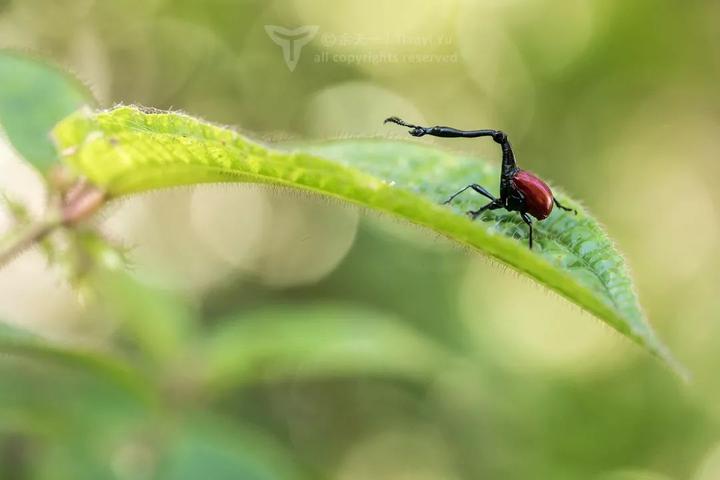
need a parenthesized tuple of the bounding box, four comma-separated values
(0, 182, 106, 268)
(0, 216, 61, 267)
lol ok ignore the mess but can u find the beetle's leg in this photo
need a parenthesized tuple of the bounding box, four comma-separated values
(520, 212, 533, 249)
(443, 183, 496, 205)
(467, 199, 503, 220)
(553, 197, 577, 215)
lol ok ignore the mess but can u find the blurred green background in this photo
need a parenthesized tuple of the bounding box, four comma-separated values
(1, 0, 719, 479)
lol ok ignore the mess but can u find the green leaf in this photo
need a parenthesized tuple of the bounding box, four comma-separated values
(0, 320, 154, 402)
(88, 270, 198, 365)
(201, 304, 451, 393)
(157, 415, 306, 480)
(52, 106, 685, 377)
(0, 51, 95, 174)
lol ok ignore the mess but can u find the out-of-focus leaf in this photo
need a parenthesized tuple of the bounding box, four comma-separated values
(88, 270, 197, 365)
(200, 304, 451, 393)
(27, 411, 152, 480)
(0, 353, 154, 480)
(51, 106, 684, 377)
(33, 444, 115, 480)
(157, 416, 306, 480)
(0, 321, 152, 402)
(0, 51, 95, 174)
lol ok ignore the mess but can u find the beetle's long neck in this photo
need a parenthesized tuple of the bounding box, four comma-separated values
(501, 139, 518, 176)
(498, 137, 518, 199)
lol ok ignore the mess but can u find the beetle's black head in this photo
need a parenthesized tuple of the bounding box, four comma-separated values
(492, 131, 507, 144)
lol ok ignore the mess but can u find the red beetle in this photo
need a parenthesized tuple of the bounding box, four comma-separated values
(384, 117, 576, 249)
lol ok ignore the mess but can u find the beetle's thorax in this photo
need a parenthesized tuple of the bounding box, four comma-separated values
(500, 166, 520, 200)
(502, 171, 525, 213)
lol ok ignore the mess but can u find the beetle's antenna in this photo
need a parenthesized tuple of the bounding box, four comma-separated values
(384, 116, 421, 129)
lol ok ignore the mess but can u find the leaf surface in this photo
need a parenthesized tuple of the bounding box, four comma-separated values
(52, 106, 684, 376)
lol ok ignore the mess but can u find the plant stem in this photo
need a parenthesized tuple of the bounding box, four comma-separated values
(0, 182, 106, 269)
(0, 216, 61, 268)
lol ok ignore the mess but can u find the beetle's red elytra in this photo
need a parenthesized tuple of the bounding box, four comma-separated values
(511, 170, 554, 220)
(384, 116, 577, 249)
